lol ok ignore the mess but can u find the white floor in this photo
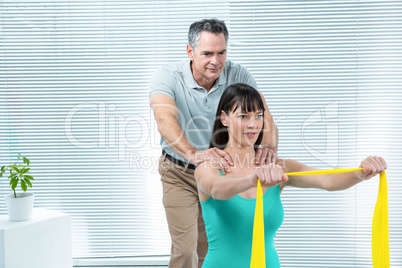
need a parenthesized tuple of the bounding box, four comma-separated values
(73, 256, 169, 268)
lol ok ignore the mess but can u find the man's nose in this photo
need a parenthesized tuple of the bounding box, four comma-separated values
(210, 54, 218, 65)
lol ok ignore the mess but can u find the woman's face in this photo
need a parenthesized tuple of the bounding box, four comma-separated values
(222, 107, 264, 148)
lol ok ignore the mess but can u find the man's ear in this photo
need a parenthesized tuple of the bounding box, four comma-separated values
(220, 110, 228, 126)
(186, 44, 194, 60)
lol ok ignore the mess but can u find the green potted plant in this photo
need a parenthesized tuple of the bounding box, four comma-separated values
(1, 153, 35, 221)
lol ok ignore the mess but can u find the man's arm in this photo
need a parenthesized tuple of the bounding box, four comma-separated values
(150, 93, 233, 172)
(259, 92, 278, 148)
(253, 92, 279, 165)
(239, 65, 278, 153)
(150, 93, 195, 159)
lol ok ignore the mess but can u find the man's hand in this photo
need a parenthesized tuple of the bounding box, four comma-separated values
(189, 148, 233, 174)
(254, 146, 278, 166)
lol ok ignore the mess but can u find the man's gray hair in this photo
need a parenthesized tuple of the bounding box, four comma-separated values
(188, 18, 229, 49)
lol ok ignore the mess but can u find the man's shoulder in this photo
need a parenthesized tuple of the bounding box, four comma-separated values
(222, 60, 257, 88)
(225, 59, 240, 69)
(155, 59, 189, 76)
(224, 60, 254, 83)
(149, 59, 191, 98)
(225, 60, 250, 74)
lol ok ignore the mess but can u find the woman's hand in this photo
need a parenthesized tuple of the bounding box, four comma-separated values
(250, 163, 289, 187)
(357, 156, 387, 180)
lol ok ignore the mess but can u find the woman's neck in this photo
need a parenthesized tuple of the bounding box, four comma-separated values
(224, 146, 256, 170)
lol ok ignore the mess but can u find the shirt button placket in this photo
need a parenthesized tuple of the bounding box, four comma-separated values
(206, 95, 211, 111)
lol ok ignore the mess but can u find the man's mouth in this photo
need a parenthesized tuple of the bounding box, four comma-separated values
(207, 67, 220, 72)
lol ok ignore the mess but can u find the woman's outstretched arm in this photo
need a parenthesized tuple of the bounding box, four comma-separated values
(282, 156, 387, 191)
(195, 161, 288, 201)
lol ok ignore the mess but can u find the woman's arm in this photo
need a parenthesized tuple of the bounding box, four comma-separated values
(195, 162, 288, 201)
(195, 163, 253, 201)
(282, 156, 387, 191)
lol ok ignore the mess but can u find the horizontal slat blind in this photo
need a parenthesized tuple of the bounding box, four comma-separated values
(229, 1, 402, 267)
(0, 0, 229, 259)
(1, 0, 401, 266)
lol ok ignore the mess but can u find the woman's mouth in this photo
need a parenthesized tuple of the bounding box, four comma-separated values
(245, 132, 256, 138)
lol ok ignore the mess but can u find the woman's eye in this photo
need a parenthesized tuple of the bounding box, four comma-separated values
(239, 115, 247, 119)
(256, 115, 263, 119)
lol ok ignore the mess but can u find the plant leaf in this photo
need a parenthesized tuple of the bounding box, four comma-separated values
(24, 175, 34, 181)
(11, 178, 19, 190)
(23, 156, 28, 164)
(10, 165, 19, 173)
(24, 178, 32, 188)
(21, 168, 31, 174)
(21, 179, 27, 191)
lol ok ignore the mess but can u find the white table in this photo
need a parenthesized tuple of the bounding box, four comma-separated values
(0, 208, 72, 268)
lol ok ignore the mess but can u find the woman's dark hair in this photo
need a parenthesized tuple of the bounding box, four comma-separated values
(209, 83, 265, 149)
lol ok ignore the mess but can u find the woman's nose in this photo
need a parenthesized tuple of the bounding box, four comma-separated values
(246, 118, 258, 128)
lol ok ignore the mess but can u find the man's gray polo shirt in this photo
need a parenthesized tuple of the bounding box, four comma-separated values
(149, 59, 257, 163)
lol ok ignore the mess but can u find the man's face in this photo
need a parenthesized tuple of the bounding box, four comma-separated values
(187, 31, 227, 88)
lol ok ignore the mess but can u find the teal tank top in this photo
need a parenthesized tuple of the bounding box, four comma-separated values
(200, 171, 284, 268)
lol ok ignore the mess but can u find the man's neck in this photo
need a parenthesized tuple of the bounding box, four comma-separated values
(190, 61, 216, 91)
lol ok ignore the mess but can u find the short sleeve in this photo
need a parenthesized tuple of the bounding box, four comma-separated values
(149, 66, 176, 100)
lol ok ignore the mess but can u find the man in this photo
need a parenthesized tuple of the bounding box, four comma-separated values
(149, 18, 278, 268)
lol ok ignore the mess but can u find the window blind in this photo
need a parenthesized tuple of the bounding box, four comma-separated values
(228, 1, 402, 267)
(1, 0, 401, 267)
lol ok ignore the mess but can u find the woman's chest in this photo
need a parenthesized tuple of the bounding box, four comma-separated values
(226, 168, 267, 199)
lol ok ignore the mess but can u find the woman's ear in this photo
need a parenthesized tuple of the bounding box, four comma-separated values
(220, 110, 228, 126)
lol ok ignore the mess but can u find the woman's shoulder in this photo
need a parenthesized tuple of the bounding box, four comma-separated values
(195, 160, 222, 179)
(194, 160, 223, 202)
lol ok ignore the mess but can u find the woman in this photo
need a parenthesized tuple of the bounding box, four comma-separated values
(194, 83, 387, 267)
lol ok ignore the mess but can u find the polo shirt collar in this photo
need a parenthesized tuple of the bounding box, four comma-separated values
(211, 66, 226, 91)
(183, 60, 200, 89)
(183, 60, 227, 91)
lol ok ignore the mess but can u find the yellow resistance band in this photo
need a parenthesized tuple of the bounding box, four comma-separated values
(250, 168, 389, 268)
